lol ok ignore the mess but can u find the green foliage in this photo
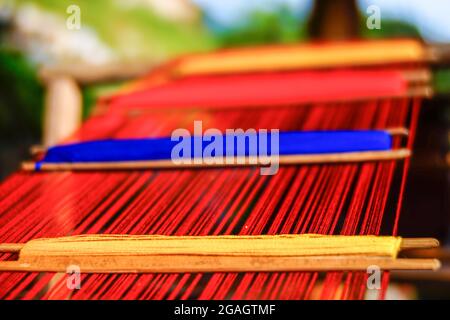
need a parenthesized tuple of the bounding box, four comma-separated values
(217, 7, 306, 47)
(8, 0, 220, 122)
(16, 0, 218, 58)
(0, 48, 43, 138)
(433, 69, 450, 95)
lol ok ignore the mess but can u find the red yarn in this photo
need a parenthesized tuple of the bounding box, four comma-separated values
(0, 99, 418, 300)
(107, 70, 408, 110)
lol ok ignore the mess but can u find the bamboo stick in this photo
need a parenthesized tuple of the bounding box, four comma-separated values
(172, 40, 429, 77)
(21, 149, 411, 172)
(406, 85, 434, 98)
(0, 243, 24, 253)
(426, 43, 450, 63)
(28, 127, 411, 156)
(29, 145, 47, 156)
(0, 256, 440, 273)
(175, 44, 450, 78)
(0, 235, 440, 273)
(385, 127, 409, 136)
(39, 61, 158, 85)
(401, 69, 432, 84)
(400, 238, 440, 250)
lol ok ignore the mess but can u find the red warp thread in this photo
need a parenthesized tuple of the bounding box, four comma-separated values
(0, 98, 418, 300)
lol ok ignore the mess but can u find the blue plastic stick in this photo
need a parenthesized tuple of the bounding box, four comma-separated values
(38, 130, 392, 167)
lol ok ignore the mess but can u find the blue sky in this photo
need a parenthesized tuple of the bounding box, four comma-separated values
(192, 0, 450, 42)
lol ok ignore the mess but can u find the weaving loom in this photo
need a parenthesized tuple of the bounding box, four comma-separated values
(0, 38, 441, 300)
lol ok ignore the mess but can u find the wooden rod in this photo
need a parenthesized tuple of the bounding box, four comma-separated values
(401, 69, 432, 84)
(400, 238, 440, 250)
(385, 127, 409, 136)
(406, 85, 434, 98)
(173, 40, 429, 76)
(29, 145, 47, 156)
(426, 44, 450, 64)
(21, 149, 411, 172)
(27, 127, 411, 156)
(39, 61, 158, 85)
(0, 236, 439, 273)
(0, 256, 440, 273)
(0, 243, 24, 253)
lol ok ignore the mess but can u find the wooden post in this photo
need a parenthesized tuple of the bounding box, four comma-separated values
(42, 75, 82, 146)
(308, 0, 360, 40)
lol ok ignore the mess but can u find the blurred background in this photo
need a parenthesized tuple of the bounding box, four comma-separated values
(0, 0, 449, 299)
